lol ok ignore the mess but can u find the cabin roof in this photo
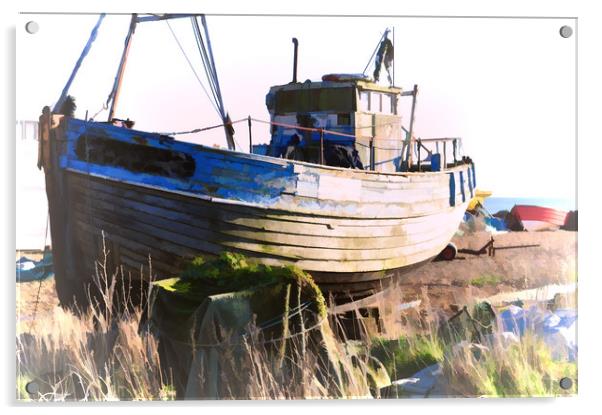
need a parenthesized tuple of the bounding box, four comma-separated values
(269, 79, 403, 95)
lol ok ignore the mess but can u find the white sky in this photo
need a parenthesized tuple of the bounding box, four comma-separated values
(16, 13, 576, 199)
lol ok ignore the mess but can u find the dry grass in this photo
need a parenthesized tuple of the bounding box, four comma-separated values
(16, 246, 375, 400)
(17, 245, 172, 401)
(441, 332, 577, 397)
(16, 233, 577, 400)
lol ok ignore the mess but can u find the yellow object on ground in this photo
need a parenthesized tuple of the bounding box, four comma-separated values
(467, 189, 493, 211)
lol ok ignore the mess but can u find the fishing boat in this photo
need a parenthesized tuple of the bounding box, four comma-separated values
(38, 14, 476, 305)
(510, 205, 568, 232)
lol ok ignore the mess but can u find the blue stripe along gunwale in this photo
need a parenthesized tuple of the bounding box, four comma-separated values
(61, 118, 472, 218)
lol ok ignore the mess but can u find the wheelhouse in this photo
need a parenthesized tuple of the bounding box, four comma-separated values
(261, 76, 404, 173)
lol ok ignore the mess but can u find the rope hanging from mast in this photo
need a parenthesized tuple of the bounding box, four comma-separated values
(190, 15, 236, 151)
(98, 14, 235, 150)
(164, 19, 220, 116)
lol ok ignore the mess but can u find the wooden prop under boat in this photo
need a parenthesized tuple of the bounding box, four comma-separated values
(37, 14, 476, 306)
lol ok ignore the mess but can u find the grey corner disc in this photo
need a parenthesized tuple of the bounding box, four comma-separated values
(559, 25, 573, 38)
(559, 377, 573, 390)
(25, 21, 39, 34)
(25, 381, 39, 395)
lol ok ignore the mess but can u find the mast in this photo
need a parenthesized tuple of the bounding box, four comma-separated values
(392, 26, 395, 86)
(107, 14, 138, 121)
(53, 14, 106, 113)
(197, 15, 236, 150)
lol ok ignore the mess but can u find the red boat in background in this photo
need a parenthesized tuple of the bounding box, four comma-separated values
(510, 205, 568, 231)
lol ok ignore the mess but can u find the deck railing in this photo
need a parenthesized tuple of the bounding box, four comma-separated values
(155, 116, 465, 172)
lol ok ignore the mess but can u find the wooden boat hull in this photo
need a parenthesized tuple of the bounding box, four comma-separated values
(40, 114, 474, 304)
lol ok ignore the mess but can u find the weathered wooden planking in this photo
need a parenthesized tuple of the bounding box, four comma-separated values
(68, 167, 464, 221)
(69, 171, 455, 227)
(74, 218, 187, 270)
(71, 194, 457, 253)
(73, 197, 460, 263)
(68, 172, 464, 239)
(72, 196, 461, 273)
(71, 201, 461, 274)
(69, 173, 465, 247)
(71, 192, 462, 265)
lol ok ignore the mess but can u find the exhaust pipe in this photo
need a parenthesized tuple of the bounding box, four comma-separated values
(292, 37, 298, 83)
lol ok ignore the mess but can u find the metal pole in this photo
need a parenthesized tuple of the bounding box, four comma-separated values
(107, 14, 138, 121)
(248, 116, 253, 153)
(54, 14, 106, 113)
(319, 129, 324, 165)
(406, 84, 418, 168)
(392, 26, 395, 86)
(292, 38, 299, 83)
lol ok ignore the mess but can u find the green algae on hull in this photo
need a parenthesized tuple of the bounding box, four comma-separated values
(152, 252, 327, 318)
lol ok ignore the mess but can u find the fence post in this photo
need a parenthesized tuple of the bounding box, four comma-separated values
(319, 129, 324, 165)
(247, 115, 252, 154)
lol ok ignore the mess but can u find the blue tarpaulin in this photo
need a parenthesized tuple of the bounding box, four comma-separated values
(16, 250, 54, 282)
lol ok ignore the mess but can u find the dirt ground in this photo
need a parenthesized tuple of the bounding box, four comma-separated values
(16, 229, 577, 327)
(395, 229, 577, 312)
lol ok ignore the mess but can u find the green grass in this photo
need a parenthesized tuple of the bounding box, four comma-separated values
(370, 335, 444, 380)
(442, 333, 577, 397)
(469, 274, 503, 288)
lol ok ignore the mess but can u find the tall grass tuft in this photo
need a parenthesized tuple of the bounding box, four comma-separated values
(441, 332, 577, 397)
(16, 240, 172, 401)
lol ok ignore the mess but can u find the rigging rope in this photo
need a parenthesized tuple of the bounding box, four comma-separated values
(164, 19, 220, 117)
(28, 212, 50, 331)
(156, 115, 459, 154)
(190, 15, 236, 151)
(191, 18, 220, 111)
(155, 117, 247, 136)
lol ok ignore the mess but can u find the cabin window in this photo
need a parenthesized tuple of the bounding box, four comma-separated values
(382, 94, 394, 115)
(337, 113, 351, 126)
(371, 92, 383, 112)
(274, 87, 355, 114)
(358, 91, 398, 114)
(359, 91, 370, 112)
(75, 135, 196, 179)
